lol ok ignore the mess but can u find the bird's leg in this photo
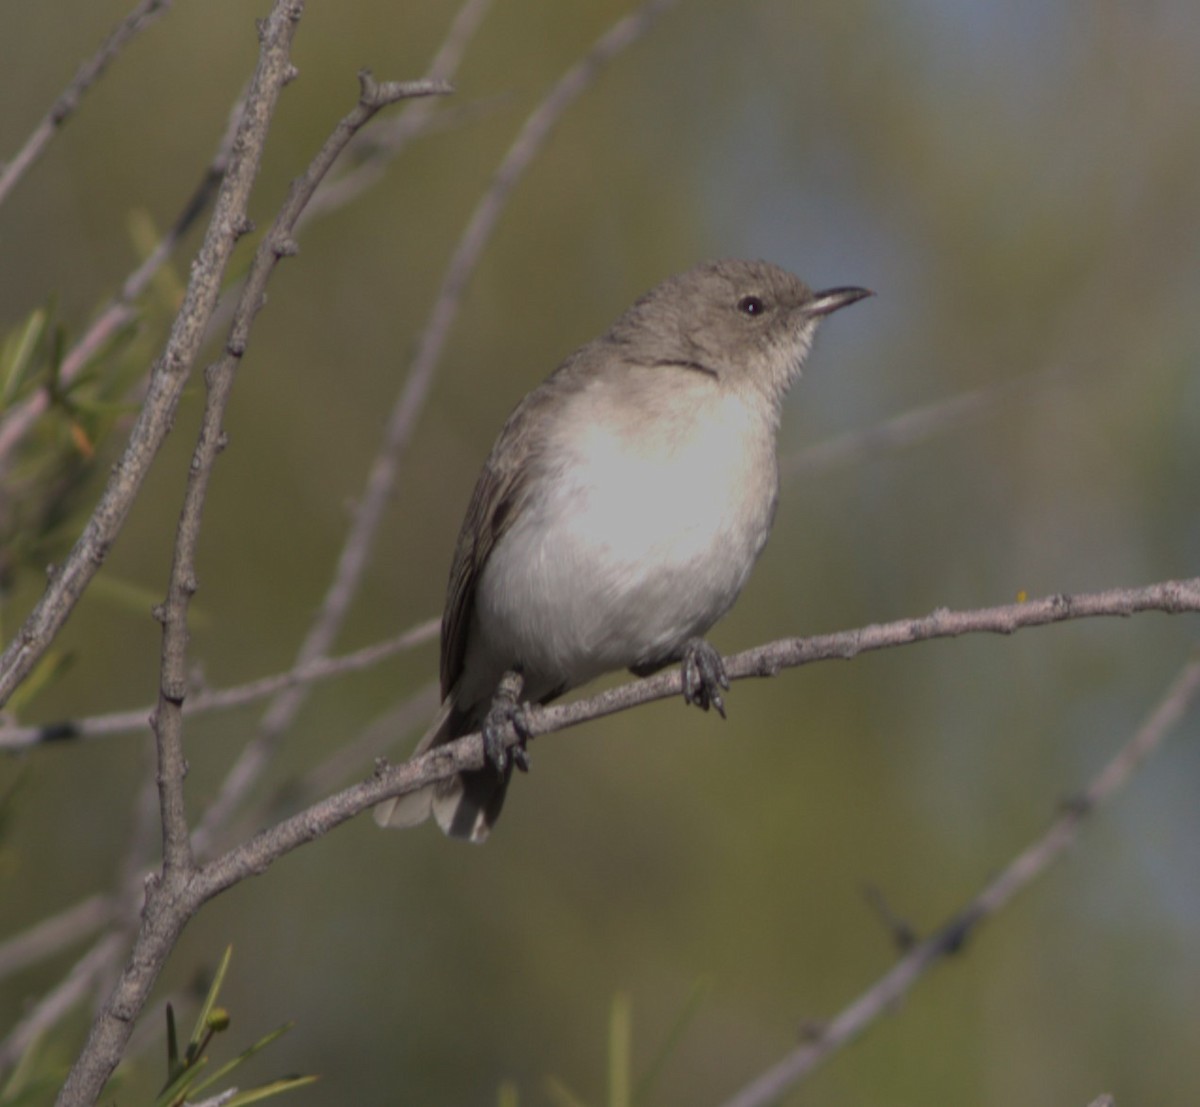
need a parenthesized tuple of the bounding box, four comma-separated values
(483, 669, 533, 774)
(680, 638, 730, 718)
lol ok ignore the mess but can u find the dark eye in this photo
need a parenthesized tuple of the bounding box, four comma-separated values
(737, 295, 766, 316)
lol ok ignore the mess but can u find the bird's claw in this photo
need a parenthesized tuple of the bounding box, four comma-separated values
(681, 638, 730, 718)
(484, 670, 533, 773)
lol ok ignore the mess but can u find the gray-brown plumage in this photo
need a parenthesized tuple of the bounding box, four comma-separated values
(375, 259, 870, 841)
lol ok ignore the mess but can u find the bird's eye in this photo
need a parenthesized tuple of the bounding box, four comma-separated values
(737, 295, 766, 316)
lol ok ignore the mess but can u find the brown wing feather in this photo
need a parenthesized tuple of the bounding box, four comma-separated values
(439, 379, 577, 698)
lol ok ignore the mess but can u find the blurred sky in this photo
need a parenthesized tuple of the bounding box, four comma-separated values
(1, 1, 1199, 1105)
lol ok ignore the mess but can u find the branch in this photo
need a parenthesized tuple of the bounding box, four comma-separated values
(519, 578, 1200, 740)
(0, 0, 173, 210)
(0, 1, 304, 710)
(0, 1, 490, 473)
(782, 366, 1064, 479)
(0, 617, 438, 751)
(191, 0, 680, 859)
(150, 67, 452, 874)
(0, 934, 126, 1074)
(716, 654, 1200, 1107)
(300, 0, 495, 222)
(176, 578, 1200, 902)
(51, 55, 452, 1107)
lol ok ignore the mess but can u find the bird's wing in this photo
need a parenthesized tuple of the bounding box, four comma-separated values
(440, 382, 568, 698)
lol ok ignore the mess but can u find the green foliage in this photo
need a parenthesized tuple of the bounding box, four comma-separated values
(151, 946, 317, 1107)
(0, 302, 139, 601)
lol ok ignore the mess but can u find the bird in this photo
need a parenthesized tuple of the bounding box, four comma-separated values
(374, 259, 871, 842)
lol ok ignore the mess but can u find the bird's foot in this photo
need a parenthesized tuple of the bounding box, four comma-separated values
(483, 669, 533, 773)
(680, 638, 730, 718)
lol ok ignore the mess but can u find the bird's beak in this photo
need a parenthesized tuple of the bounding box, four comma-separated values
(808, 286, 873, 317)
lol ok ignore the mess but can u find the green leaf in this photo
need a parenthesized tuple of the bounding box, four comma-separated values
(154, 1055, 209, 1107)
(220, 1074, 319, 1106)
(633, 978, 711, 1106)
(607, 992, 631, 1107)
(1, 307, 48, 404)
(185, 1023, 295, 1098)
(166, 1002, 180, 1074)
(187, 945, 234, 1061)
(127, 208, 185, 310)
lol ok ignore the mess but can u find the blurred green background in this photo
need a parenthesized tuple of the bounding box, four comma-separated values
(2, 0, 1199, 1104)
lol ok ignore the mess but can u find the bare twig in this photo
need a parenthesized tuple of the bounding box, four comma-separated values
(192, 0, 680, 859)
(0, 895, 116, 984)
(518, 578, 1200, 740)
(782, 367, 1064, 479)
(0, 617, 437, 751)
(291, 679, 440, 802)
(0, 1, 490, 474)
(301, 0, 495, 222)
(716, 656, 1200, 1107)
(48, 5, 310, 1101)
(0, 933, 125, 1073)
(152, 67, 452, 876)
(0, 2, 304, 711)
(184, 579, 1200, 900)
(51, 57, 452, 1107)
(0, 0, 173, 209)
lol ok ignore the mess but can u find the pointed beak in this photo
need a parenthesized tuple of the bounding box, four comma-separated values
(807, 286, 873, 317)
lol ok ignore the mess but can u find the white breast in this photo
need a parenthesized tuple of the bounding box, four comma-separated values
(468, 371, 779, 701)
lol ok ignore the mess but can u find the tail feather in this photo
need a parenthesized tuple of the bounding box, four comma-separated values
(373, 698, 451, 830)
(373, 696, 512, 843)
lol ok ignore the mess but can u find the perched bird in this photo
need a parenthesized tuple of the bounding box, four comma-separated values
(375, 259, 870, 841)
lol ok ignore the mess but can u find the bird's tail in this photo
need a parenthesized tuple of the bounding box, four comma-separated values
(373, 698, 512, 844)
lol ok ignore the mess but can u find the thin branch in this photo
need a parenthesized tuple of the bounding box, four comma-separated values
(0, 1, 304, 711)
(48, 4, 308, 1099)
(51, 58, 452, 1107)
(519, 578, 1200, 740)
(150, 69, 451, 876)
(0, 0, 173, 210)
(301, 0, 495, 222)
(0, 81, 248, 470)
(0, 933, 125, 1074)
(192, 0, 679, 859)
(0, 1, 489, 473)
(187, 682, 438, 850)
(0, 895, 116, 984)
(291, 679, 440, 803)
(782, 366, 1064, 479)
(716, 654, 1200, 1107)
(0, 617, 437, 751)
(184, 578, 1200, 900)
(8, 580, 1191, 1096)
